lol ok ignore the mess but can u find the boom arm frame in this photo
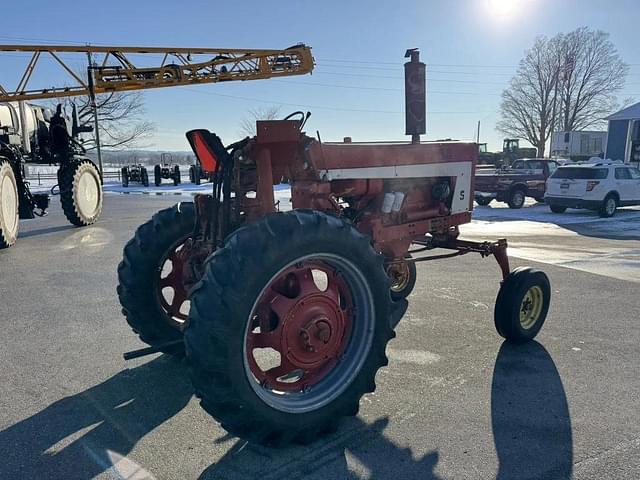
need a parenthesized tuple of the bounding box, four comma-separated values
(0, 44, 314, 102)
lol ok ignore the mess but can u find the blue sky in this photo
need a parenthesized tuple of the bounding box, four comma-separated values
(1, 0, 639, 152)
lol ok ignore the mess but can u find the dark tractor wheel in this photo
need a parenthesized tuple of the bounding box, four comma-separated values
(58, 159, 103, 227)
(121, 167, 129, 187)
(494, 267, 551, 344)
(507, 188, 526, 209)
(599, 194, 618, 218)
(385, 257, 417, 301)
(190, 165, 201, 185)
(0, 158, 19, 248)
(117, 202, 196, 356)
(475, 196, 492, 206)
(549, 204, 566, 213)
(173, 165, 181, 186)
(154, 164, 162, 186)
(185, 210, 394, 446)
(141, 167, 149, 187)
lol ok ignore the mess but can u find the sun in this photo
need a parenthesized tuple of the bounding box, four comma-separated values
(485, 0, 521, 20)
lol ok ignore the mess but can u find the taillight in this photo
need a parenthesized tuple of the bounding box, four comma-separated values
(586, 181, 599, 191)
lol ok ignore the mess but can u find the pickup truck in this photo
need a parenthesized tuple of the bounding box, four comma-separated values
(474, 158, 560, 208)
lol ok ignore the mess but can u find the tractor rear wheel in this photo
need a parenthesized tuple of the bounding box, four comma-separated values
(141, 167, 150, 187)
(173, 165, 181, 186)
(117, 202, 196, 355)
(494, 267, 550, 344)
(154, 165, 162, 186)
(121, 167, 129, 187)
(59, 159, 103, 226)
(0, 158, 19, 248)
(186, 210, 394, 446)
(190, 165, 201, 185)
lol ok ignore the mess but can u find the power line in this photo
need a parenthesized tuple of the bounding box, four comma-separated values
(184, 87, 490, 115)
(270, 79, 502, 96)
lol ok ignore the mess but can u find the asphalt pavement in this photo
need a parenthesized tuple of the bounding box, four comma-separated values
(0, 194, 639, 480)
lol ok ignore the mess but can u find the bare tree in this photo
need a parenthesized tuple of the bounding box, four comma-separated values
(498, 28, 627, 157)
(497, 36, 562, 157)
(239, 106, 281, 137)
(557, 28, 628, 131)
(63, 91, 156, 151)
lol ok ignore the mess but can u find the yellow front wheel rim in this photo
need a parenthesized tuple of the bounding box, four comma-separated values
(519, 286, 544, 329)
(387, 262, 410, 293)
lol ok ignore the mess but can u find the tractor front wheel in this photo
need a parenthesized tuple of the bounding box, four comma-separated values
(59, 159, 103, 226)
(186, 210, 394, 446)
(494, 267, 550, 343)
(117, 202, 196, 355)
(385, 257, 417, 300)
(154, 165, 162, 186)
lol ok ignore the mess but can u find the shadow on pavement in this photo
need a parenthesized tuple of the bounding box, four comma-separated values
(200, 416, 443, 480)
(559, 217, 640, 241)
(0, 355, 192, 480)
(492, 341, 573, 479)
(18, 224, 76, 238)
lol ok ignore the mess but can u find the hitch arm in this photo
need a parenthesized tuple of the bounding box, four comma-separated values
(123, 339, 183, 361)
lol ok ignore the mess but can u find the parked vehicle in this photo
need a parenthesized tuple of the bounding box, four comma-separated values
(550, 131, 606, 162)
(121, 164, 149, 187)
(188, 163, 213, 185)
(545, 161, 640, 217)
(474, 158, 560, 208)
(154, 153, 181, 186)
(477, 139, 537, 166)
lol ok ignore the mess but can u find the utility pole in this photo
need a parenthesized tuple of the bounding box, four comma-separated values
(476, 120, 481, 144)
(86, 52, 104, 181)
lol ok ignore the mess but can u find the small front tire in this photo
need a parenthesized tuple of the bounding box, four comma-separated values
(475, 196, 493, 206)
(386, 258, 417, 301)
(549, 204, 566, 213)
(494, 267, 551, 344)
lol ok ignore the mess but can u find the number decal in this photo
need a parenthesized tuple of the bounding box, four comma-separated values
(459, 190, 465, 200)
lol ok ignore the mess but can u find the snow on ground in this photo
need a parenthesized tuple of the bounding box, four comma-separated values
(472, 198, 640, 225)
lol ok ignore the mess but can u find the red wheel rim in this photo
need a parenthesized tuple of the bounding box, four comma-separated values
(245, 261, 354, 393)
(157, 240, 191, 329)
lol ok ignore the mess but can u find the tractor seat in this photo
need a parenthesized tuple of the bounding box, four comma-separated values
(186, 129, 227, 173)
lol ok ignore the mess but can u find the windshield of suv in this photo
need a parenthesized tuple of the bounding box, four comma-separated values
(551, 167, 608, 179)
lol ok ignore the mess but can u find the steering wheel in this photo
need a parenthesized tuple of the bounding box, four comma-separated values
(283, 111, 311, 130)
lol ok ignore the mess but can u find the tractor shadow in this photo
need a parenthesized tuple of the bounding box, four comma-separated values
(201, 340, 572, 480)
(0, 355, 192, 480)
(199, 416, 443, 480)
(491, 341, 573, 479)
(18, 223, 76, 239)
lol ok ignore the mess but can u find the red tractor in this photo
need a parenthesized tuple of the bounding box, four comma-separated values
(118, 112, 551, 446)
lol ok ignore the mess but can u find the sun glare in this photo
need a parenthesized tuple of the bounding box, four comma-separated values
(485, 0, 522, 20)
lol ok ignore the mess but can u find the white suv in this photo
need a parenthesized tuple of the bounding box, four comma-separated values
(545, 161, 640, 217)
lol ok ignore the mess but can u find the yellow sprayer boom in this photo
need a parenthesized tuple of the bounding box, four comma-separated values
(0, 44, 314, 102)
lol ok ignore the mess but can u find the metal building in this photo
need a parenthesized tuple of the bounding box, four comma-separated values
(605, 102, 640, 164)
